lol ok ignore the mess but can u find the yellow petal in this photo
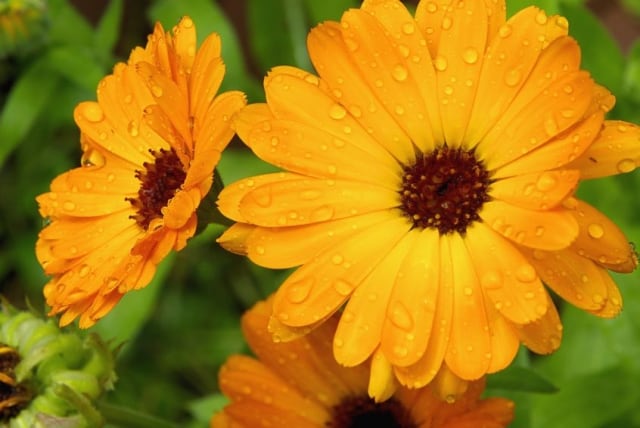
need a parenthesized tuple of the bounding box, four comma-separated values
(189, 32, 224, 121)
(490, 169, 579, 210)
(568, 120, 640, 179)
(415, 0, 451, 59)
(243, 211, 393, 269)
(444, 233, 491, 380)
(368, 348, 396, 403)
(569, 199, 637, 272)
(467, 10, 574, 145)
(394, 234, 455, 388)
(272, 215, 410, 328)
(515, 294, 562, 355)
(237, 176, 398, 228)
(380, 228, 439, 367)
(306, 22, 413, 163)
(464, 222, 548, 324)
(333, 228, 417, 366)
(480, 200, 579, 250)
(495, 111, 603, 179)
(216, 223, 254, 256)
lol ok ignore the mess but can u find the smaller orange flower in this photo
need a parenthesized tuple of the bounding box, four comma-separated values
(211, 297, 514, 428)
(36, 17, 246, 328)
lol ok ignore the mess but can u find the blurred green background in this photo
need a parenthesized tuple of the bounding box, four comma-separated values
(1, 0, 639, 427)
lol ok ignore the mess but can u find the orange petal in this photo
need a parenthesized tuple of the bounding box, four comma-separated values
(362, 0, 443, 151)
(237, 176, 398, 228)
(588, 268, 623, 318)
(434, 0, 489, 148)
(216, 223, 254, 256)
(414, 0, 450, 59)
(480, 200, 579, 250)
(514, 294, 562, 355)
(243, 211, 392, 269)
(567, 120, 640, 179)
(189, 32, 224, 121)
(467, 10, 573, 145)
(480, 71, 594, 171)
(495, 111, 603, 179)
(306, 22, 413, 162)
(569, 199, 637, 272)
(464, 222, 548, 324)
(272, 215, 411, 328)
(484, 304, 520, 374)
(243, 117, 400, 187)
(394, 234, 455, 388)
(444, 233, 491, 380)
(380, 228, 440, 367)
(334, 229, 418, 366)
(490, 169, 579, 210)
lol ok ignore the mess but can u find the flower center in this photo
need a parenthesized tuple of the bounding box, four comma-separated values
(128, 148, 186, 230)
(0, 345, 32, 421)
(327, 396, 416, 428)
(400, 146, 491, 235)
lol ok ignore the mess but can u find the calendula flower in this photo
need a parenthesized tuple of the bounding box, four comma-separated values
(217, 0, 639, 393)
(0, 301, 115, 427)
(211, 298, 514, 427)
(0, 0, 48, 58)
(36, 17, 246, 328)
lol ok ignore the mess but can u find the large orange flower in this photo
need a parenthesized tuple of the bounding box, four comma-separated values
(212, 297, 514, 427)
(217, 0, 639, 392)
(36, 17, 246, 328)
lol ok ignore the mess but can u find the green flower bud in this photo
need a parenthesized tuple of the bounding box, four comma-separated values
(0, 0, 49, 58)
(0, 301, 116, 427)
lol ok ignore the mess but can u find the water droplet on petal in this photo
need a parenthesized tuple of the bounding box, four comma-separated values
(286, 279, 313, 303)
(462, 47, 479, 64)
(480, 271, 503, 289)
(535, 10, 548, 25)
(127, 120, 139, 137)
(498, 24, 512, 38)
(535, 172, 557, 191)
(329, 104, 347, 120)
(426, 1, 437, 13)
(331, 254, 344, 265)
(504, 69, 522, 87)
(63, 201, 76, 211)
(516, 264, 537, 282)
(310, 205, 334, 222)
(592, 293, 604, 304)
(441, 16, 452, 30)
(334, 279, 354, 296)
(463, 287, 473, 296)
(587, 223, 604, 239)
(151, 85, 163, 97)
(78, 264, 90, 278)
(82, 103, 104, 122)
(392, 64, 408, 82)
(434, 55, 448, 71)
(616, 158, 636, 173)
(389, 301, 413, 331)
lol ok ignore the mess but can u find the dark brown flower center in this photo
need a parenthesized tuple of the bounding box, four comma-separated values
(128, 148, 186, 230)
(327, 396, 417, 428)
(0, 345, 32, 421)
(400, 146, 491, 235)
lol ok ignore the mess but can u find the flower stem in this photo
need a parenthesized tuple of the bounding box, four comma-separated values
(97, 400, 181, 428)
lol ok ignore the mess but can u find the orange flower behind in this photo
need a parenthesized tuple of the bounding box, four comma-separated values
(217, 0, 639, 394)
(212, 297, 514, 428)
(36, 17, 246, 328)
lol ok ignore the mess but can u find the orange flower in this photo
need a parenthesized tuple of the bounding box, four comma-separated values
(217, 0, 639, 393)
(211, 297, 514, 428)
(36, 17, 246, 328)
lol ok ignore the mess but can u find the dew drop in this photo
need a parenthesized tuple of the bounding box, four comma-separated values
(286, 279, 313, 303)
(443, 85, 454, 95)
(151, 85, 164, 97)
(82, 103, 104, 122)
(480, 271, 503, 290)
(398, 21, 414, 35)
(587, 223, 604, 239)
(434, 55, 448, 71)
(535, 172, 557, 191)
(334, 279, 354, 296)
(535, 10, 548, 25)
(441, 16, 452, 30)
(331, 254, 344, 265)
(389, 301, 413, 331)
(463, 287, 473, 296)
(392, 64, 408, 82)
(63, 201, 76, 211)
(426, 1, 437, 13)
(299, 190, 321, 200)
(329, 104, 347, 120)
(616, 158, 636, 173)
(334, 338, 344, 348)
(255, 245, 266, 255)
(498, 24, 512, 38)
(393, 346, 408, 358)
(310, 205, 334, 222)
(78, 264, 90, 278)
(504, 69, 522, 87)
(462, 47, 479, 64)
(544, 118, 559, 136)
(127, 120, 139, 137)
(516, 264, 537, 282)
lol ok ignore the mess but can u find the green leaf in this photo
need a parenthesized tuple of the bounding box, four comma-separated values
(47, 0, 95, 46)
(623, 40, 640, 102)
(303, 0, 358, 22)
(0, 60, 60, 168)
(530, 366, 640, 428)
(41, 46, 106, 92)
(507, 0, 560, 16)
(559, 3, 625, 96)
(188, 394, 228, 424)
(88, 254, 175, 347)
(486, 365, 558, 393)
(93, 0, 124, 63)
(621, 0, 640, 16)
(148, 0, 262, 101)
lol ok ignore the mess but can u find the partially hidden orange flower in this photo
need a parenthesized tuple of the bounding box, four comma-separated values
(212, 297, 514, 428)
(36, 17, 246, 328)
(217, 0, 639, 393)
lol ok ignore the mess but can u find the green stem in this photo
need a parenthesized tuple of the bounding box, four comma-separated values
(97, 400, 181, 428)
(195, 168, 233, 234)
